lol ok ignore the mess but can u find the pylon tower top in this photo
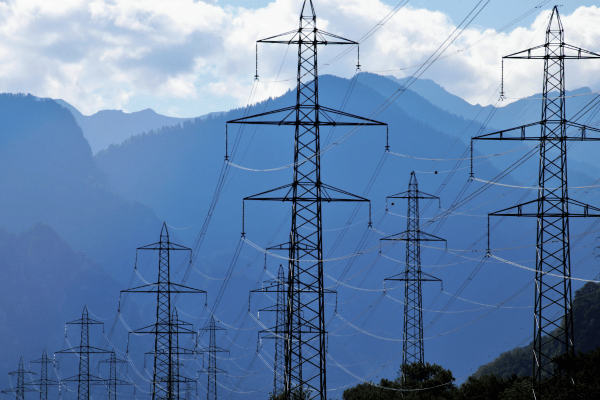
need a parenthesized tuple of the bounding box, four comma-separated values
(472, 6, 600, 399)
(227, 2, 387, 399)
(381, 172, 444, 368)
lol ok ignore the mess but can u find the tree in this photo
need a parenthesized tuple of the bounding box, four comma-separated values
(455, 374, 518, 400)
(268, 386, 312, 400)
(342, 362, 455, 400)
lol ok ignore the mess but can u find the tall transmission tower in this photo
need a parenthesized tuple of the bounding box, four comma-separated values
(27, 349, 59, 400)
(184, 382, 192, 400)
(98, 351, 131, 400)
(198, 317, 228, 400)
(122, 223, 204, 400)
(253, 264, 286, 395)
(471, 6, 600, 398)
(2, 357, 38, 400)
(381, 172, 444, 369)
(227, 1, 387, 398)
(56, 306, 112, 400)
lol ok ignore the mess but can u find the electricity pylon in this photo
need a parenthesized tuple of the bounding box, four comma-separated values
(381, 172, 444, 368)
(56, 306, 112, 400)
(198, 317, 228, 400)
(253, 264, 286, 395)
(98, 351, 131, 400)
(471, 6, 600, 398)
(227, 1, 387, 398)
(121, 223, 205, 400)
(2, 357, 38, 400)
(27, 349, 59, 400)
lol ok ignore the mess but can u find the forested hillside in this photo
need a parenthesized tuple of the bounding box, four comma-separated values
(340, 282, 600, 399)
(474, 281, 600, 378)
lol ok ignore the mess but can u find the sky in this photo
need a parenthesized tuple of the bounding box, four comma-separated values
(0, 0, 599, 117)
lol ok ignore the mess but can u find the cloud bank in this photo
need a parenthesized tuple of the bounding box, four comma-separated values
(0, 0, 599, 116)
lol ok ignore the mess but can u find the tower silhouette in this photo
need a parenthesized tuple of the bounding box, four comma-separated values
(27, 350, 59, 400)
(56, 306, 112, 400)
(98, 351, 131, 400)
(2, 357, 37, 400)
(198, 317, 228, 400)
(381, 172, 443, 368)
(227, 1, 387, 398)
(253, 265, 286, 395)
(122, 223, 204, 400)
(471, 6, 600, 398)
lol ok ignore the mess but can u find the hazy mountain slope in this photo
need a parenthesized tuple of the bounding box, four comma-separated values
(0, 94, 164, 284)
(55, 99, 193, 154)
(391, 75, 492, 123)
(365, 74, 600, 182)
(0, 223, 136, 385)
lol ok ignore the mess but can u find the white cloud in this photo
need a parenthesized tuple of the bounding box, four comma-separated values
(0, 0, 598, 116)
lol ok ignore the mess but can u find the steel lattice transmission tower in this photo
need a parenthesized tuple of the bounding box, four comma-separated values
(381, 172, 444, 368)
(198, 317, 228, 400)
(26, 350, 59, 400)
(227, 1, 386, 398)
(471, 6, 600, 398)
(2, 357, 38, 400)
(98, 351, 131, 400)
(253, 264, 286, 396)
(122, 223, 205, 400)
(56, 306, 112, 400)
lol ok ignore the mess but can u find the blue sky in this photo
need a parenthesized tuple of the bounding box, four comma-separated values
(222, 0, 594, 31)
(0, 0, 598, 117)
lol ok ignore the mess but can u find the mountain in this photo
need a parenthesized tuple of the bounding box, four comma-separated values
(54, 99, 195, 154)
(473, 281, 600, 378)
(386, 75, 600, 176)
(2, 72, 599, 399)
(92, 73, 600, 399)
(0, 223, 138, 385)
(390, 75, 491, 123)
(0, 93, 165, 285)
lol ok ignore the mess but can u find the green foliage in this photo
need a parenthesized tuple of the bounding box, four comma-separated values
(268, 386, 312, 400)
(342, 362, 456, 400)
(455, 374, 518, 400)
(340, 347, 600, 399)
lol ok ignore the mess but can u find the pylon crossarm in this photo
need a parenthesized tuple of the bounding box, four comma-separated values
(55, 346, 111, 355)
(321, 184, 370, 202)
(65, 317, 104, 325)
(137, 242, 191, 251)
(243, 183, 370, 202)
(170, 348, 198, 356)
(202, 347, 229, 355)
(61, 374, 106, 383)
(266, 242, 315, 251)
(257, 29, 357, 46)
(244, 183, 294, 201)
(473, 121, 600, 141)
(380, 230, 446, 243)
(387, 191, 440, 201)
(503, 43, 600, 59)
(564, 198, 600, 217)
(317, 106, 387, 126)
(385, 271, 441, 283)
(489, 198, 600, 218)
(125, 322, 157, 336)
(121, 282, 206, 294)
(227, 105, 386, 127)
(252, 284, 287, 294)
(227, 106, 296, 125)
